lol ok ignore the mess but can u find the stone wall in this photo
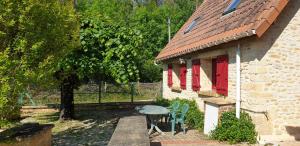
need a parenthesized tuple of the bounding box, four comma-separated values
(239, 0, 300, 141)
(200, 58, 212, 91)
(162, 44, 237, 111)
(162, 0, 300, 141)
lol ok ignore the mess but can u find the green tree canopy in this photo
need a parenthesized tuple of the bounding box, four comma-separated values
(59, 16, 143, 83)
(0, 0, 79, 120)
(76, 0, 200, 82)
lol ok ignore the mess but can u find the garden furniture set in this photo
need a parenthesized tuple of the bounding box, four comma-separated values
(136, 102, 189, 135)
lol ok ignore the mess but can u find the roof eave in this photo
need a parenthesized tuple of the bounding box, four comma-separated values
(156, 29, 256, 62)
(156, 0, 289, 62)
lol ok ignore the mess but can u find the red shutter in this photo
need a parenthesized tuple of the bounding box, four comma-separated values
(192, 60, 201, 91)
(216, 55, 228, 96)
(180, 64, 187, 90)
(168, 64, 173, 87)
(212, 58, 217, 90)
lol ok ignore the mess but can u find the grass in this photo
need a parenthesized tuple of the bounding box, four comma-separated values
(75, 93, 156, 103)
(20, 109, 134, 146)
(22, 93, 157, 106)
(22, 82, 161, 106)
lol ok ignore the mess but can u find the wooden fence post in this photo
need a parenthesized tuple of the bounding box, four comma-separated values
(130, 82, 134, 103)
(160, 81, 163, 99)
(99, 81, 102, 103)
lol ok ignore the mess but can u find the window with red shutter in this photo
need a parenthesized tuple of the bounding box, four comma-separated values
(168, 64, 173, 87)
(215, 55, 228, 96)
(180, 64, 187, 90)
(212, 58, 217, 90)
(192, 59, 201, 91)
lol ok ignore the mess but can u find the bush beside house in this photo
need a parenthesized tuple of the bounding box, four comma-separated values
(157, 98, 257, 144)
(210, 111, 257, 144)
(156, 97, 204, 131)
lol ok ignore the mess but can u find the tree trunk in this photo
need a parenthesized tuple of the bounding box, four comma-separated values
(59, 76, 75, 121)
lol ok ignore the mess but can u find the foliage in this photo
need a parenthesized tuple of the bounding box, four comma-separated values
(156, 97, 204, 131)
(210, 111, 257, 144)
(156, 97, 171, 107)
(0, 0, 79, 120)
(76, 0, 201, 82)
(0, 120, 13, 129)
(170, 98, 204, 131)
(130, 0, 201, 82)
(59, 17, 143, 83)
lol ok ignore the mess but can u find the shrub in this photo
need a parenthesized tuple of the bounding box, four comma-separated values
(210, 111, 257, 144)
(0, 83, 21, 122)
(156, 97, 204, 131)
(0, 99, 20, 128)
(0, 119, 18, 129)
(155, 97, 170, 107)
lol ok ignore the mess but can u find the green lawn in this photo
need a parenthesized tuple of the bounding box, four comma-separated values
(23, 93, 157, 106)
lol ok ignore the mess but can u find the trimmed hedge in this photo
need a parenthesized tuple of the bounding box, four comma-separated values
(210, 111, 257, 144)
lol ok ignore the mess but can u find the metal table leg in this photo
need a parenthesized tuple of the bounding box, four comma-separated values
(148, 115, 165, 135)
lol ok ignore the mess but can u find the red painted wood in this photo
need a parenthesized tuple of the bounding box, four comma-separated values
(192, 59, 201, 91)
(212, 58, 217, 90)
(216, 55, 228, 96)
(180, 64, 187, 90)
(168, 64, 173, 87)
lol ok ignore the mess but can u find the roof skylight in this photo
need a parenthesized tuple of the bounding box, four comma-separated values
(223, 0, 241, 15)
(184, 16, 201, 34)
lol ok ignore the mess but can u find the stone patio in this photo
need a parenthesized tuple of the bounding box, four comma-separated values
(148, 121, 227, 146)
(18, 107, 300, 146)
(150, 129, 222, 146)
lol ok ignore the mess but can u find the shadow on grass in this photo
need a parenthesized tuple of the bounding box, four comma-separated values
(52, 109, 138, 146)
(34, 112, 60, 124)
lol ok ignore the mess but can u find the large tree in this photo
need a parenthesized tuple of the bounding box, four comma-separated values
(0, 0, 79, 121)
(54, 0, 200, 120)
(57, 16, 143, 120)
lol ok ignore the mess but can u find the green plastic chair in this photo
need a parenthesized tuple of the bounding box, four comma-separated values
(171, 103, 189, 135)
(170, 101, 180, 113)
(164, 101, 180, 123)
(18, 92, 36, 106)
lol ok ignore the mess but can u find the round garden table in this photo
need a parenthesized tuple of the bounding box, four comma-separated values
(136, 105, 170, 135)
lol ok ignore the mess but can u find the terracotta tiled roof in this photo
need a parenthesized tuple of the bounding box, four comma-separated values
(156, 0, 289, 61)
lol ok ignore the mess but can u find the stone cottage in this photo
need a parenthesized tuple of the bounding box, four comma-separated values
(156, 0, 300, 142)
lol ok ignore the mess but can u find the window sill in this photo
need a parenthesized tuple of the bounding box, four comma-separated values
(203, 97, 235, 106)
(171, 87, 182, 93)
(198, 90, 224, 98)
